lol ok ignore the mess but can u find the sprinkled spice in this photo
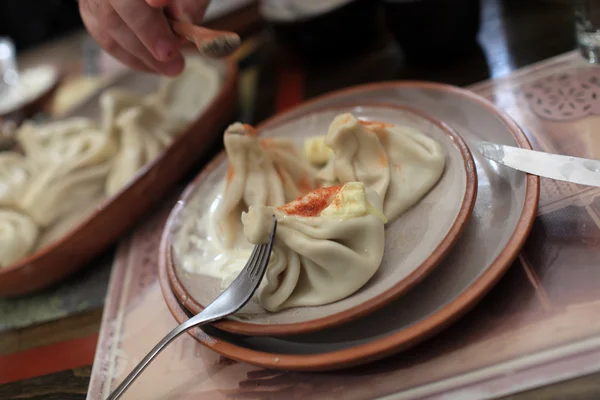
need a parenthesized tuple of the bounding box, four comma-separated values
(229, 123, 258, 136)
(296, 174, 313, 194)
(278, 185, 342, 217)
(259, 138, 273, 148)
(243, 123, 258, 136)
(379, 154, 388, 167)
(226, 165, 235, 183)
(359, 120, 394, 129)
(357, 120, 390, 167)
(330, 193, 343, 210)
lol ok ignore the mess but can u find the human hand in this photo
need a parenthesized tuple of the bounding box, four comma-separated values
(79, 0, 210, 76)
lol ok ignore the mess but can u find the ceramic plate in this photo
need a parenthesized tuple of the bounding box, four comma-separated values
(159, 81, 539, 371)
(0, 64, 61, 120)
(165, 103, 477, 336)
(0, 57, 237, 297)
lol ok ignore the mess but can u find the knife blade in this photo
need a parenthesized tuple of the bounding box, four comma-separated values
(476, 142, 600, 187)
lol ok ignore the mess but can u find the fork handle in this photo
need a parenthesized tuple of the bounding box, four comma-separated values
(106, 312, 216, 400)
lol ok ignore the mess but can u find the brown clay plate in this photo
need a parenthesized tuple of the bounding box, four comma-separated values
(158, 81, 539, 371)
(164, 103, 477, 336)
(0, 58, 237, 297)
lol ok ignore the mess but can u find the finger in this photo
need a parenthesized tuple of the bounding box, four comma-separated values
(109, 18, 185, 76)
(79, 0, 154, 73)
(145, 0, 170, 7)
(96, 1, 184, 76)
(111, 0, 180, 63)
(168, 0, 210, 24)
(93, 33, 155, 74)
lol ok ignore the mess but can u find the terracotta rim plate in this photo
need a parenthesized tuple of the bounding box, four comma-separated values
(164, 103, 477, 336)
(159, 81, 539, 371)
(0, 57, 238, 297)
(0, 64, 62, 120)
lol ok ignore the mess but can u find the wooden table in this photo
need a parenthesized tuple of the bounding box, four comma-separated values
(1, 0, 599, 398)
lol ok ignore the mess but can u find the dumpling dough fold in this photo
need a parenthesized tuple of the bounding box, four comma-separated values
(242, 182, 385, 312)
(318, 113, 446, 221)
(217, 122, 317, 249)
(99, 88, 143, 137)
(152, 56, 221, 124)
(0, 152, 38, 208)
(104, 103, 185, 196)
(21, 162, 109, 227)
(17, 118, 116, 166)
(16, 120, 115, 227)
(0, 209, 39, 267)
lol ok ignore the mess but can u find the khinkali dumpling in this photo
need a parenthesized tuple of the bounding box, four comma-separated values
(153, 56, 221, 124)
(303, 136, 333, 166)
(242, 182, 386, 312)
(104, 114, 147, 196)
(16, 119, 115, 227)
(104, 102, 186, 196)
(0, 209, 39, 267)
(217, 122, 317, 249)
(99, 88, 143, 137)
(21, 162, 109, 227)
(16, 118, 116, 168)
(0, 152, 37, 208)
(318, 113, 446, 221)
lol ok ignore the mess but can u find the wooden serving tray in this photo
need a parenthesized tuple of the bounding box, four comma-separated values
(0, 59, 238, 297)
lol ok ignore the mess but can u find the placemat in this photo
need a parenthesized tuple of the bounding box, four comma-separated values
(0, 253, 112, 333)
(87, 50, 600, 400)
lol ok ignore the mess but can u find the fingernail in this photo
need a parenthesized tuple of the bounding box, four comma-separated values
(155, 40, 176, 61)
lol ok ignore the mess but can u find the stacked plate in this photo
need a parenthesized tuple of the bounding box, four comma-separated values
(158, 81, 539, 371)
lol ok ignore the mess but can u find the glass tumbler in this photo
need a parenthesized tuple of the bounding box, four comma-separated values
(0, 37, 18, 88)
(575, 0, 600, 63)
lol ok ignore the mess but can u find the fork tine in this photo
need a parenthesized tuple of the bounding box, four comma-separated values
(249, 216, 278, 280)
(242, 241, 263, 272)
(265, 215, 277, 256)
(245, 216, 277, 279)
(246, 244, 265, 278)
(249, 245, 269, 280)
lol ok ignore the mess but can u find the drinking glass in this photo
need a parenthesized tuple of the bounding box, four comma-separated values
(0, 37, 18, 85)
(575, 0, 600, 63)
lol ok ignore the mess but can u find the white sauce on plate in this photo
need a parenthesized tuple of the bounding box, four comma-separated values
(173, 182, 259, 292)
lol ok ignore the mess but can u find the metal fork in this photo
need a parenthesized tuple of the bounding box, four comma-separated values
(106, 216, 277, 400)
